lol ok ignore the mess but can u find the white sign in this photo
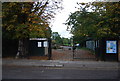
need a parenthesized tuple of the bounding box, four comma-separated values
(44, 41, 48, 47)
(38, 42, 42, 47)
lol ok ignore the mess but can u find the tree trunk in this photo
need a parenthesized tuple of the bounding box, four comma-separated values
(15, 38, 29, 58)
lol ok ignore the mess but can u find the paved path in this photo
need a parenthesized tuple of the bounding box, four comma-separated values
(52, 49, 96, 61)
(52, 49, 73, 61)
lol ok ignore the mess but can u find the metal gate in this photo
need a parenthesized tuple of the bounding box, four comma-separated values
(73, 48, 96, 61)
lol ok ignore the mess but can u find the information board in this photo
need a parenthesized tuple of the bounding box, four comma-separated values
(106, 41, 117, 53)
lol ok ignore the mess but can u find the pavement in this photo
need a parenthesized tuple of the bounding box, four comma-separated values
(2, 59, 120, 70)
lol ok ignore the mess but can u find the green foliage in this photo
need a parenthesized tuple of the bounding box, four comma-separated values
(2, 1, 63, 39)
(52, 32, 72, 46)
(66, 2, 120, 42)
(52, 32, 63, 45)
(62, 37, 71, 46)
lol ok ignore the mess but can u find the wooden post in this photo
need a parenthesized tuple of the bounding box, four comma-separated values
(118, 40, 120, 61)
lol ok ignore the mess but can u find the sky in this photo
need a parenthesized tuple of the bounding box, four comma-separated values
(51, 0, 95, 38)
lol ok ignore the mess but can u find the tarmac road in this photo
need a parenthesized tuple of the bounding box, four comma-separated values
(2, 59, 120, 81)
(2, 65, 119, 79)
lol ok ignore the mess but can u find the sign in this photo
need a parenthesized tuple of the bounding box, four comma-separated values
(38, 42, 42, 47)
(30, 38, 47, 40)
(106, 41, 117, 53)
(44, 41, 48, 47)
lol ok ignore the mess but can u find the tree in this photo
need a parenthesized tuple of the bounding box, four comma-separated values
(52, 32, 72, 47)
(52, 32, 63, 45)
(2, 1, 63, 58)
(66, 3, 99, 44)
(62, 37, 71, 46)
(66, 2, 120, 43)
(90, 2, 120, 38)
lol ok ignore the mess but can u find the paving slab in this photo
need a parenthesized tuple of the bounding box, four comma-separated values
(2, 59, 119, 69)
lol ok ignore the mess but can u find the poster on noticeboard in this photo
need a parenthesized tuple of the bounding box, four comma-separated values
(106, 41, 117, 53)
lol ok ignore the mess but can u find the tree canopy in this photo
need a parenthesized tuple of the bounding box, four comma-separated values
(2, 0, 63, 39)
(66, 2, 120, 43)
(52, 32, 63, 45)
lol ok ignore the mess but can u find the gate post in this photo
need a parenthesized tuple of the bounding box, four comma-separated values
(48, 38, 52, 60)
